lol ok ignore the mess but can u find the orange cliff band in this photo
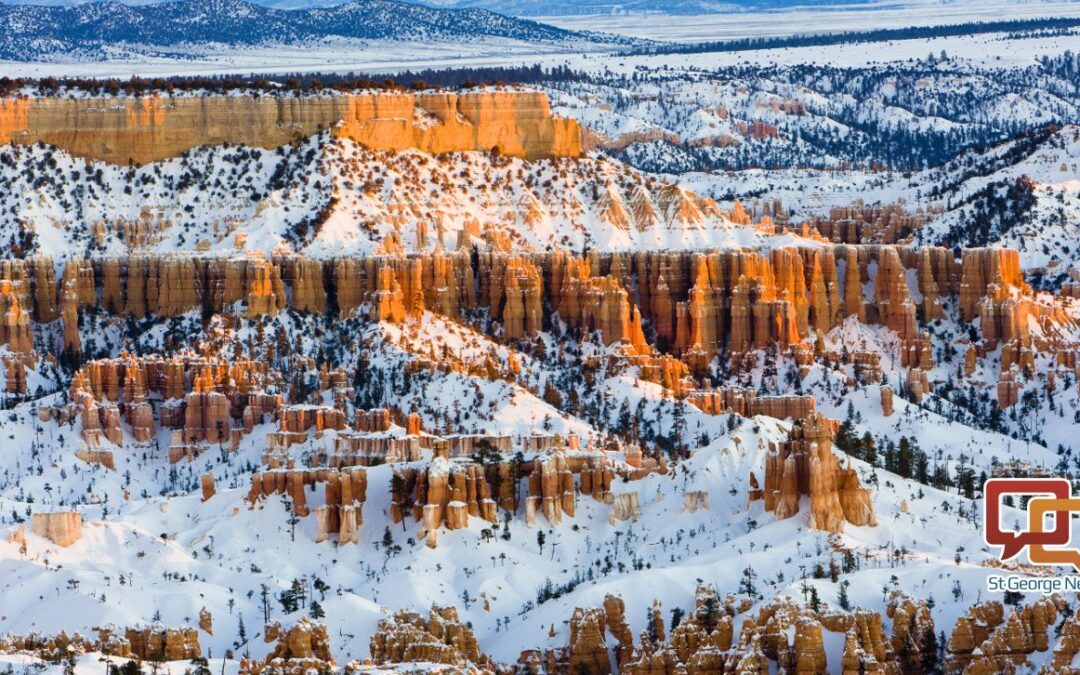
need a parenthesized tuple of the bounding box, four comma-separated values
(0, 90, 581, 165)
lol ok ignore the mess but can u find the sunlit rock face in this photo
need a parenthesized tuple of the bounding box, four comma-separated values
(0, 91, 581, 165)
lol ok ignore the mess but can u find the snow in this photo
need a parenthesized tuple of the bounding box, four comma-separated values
(2, 4, 1080, 668)
(0, 2, 1078, 78)
(540, 1, 1080, 43)
(0, 297, 1073, 667)
(0, 135, 828, 258)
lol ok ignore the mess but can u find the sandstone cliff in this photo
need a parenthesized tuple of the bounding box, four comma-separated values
(0, 91, 581, 165)
(29, 511, 82, 547)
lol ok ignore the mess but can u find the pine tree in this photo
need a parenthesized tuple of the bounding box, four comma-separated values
(121, 661, 143, 675)
(669, 607, 685, 633)
(861, 432, 878, 466)
(897, 437, 914, 479)
(739, 566, 757, 599)
(260, 584, 272, 624)
(313, 577, 329, 601)
(699, 595, 719, 632)
(291, 578, 307, 609)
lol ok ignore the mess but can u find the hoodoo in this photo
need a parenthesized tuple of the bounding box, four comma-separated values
(1, 23, 1079, 675)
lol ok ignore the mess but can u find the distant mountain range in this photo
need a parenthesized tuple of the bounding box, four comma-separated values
(0, 0, 888, 6)
(0, 0, 1066, 18)
(0, 0, 599, 61)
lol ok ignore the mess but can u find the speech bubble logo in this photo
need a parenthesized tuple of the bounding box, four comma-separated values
(1027, 497, 1080, 572)
(984, 478, 1071, 560)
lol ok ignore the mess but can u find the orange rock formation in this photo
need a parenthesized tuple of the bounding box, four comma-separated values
(755, 413, 876, 533)
(0, 91, 581, 165)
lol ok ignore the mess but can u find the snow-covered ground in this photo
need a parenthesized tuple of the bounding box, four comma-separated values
(0, 37, 610, 80)
(2, 3, 1080, 668)
(0, 309, 1063, 665)
(541, 0, 1080, 43)
(1, 7, 1078, 78)
(0, 136, 820, 258)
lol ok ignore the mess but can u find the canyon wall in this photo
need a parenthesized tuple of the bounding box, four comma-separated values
(0, 246, 1048, 363)
(0, 90, 581, 165)
(5, 245, 1069, 412)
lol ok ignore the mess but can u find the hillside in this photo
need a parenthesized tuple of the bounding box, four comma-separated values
(545, 52, 1080, 173)
(0, 0, 601, 61)
(0, 130, 782, 258)
(678, 124, 1080, 288)
(1, 67, 1080, 675)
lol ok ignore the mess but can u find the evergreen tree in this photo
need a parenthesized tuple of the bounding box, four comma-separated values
(739, 566, 757, 599)
(669, 607, 685, 633)
(120, 661, 143, 675)
(838, 580, 851, 611)
(922, 625, 940, 674)
(860, 432, 878, 466)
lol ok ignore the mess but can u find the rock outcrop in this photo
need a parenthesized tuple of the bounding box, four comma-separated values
(755, 412, 876, 533)
(68, 353, 282, 449)
(880, 385, 894, 417)
(123, 626, 201, 661)
(201, 473, 215, 501)
(30, 511, 82, 547)
(390, 458, 499, 547)
(11, 245, 1061, 389)
(885, 591, 936, 673)
(616, 592, 898, 675)
(0, 279, 33, 354)
(0, 91, 582, 165)
(369, 606, 489, 668)
(568, 607, 611, 675)
(248, 468, 366, 545)
(389, 451, 620, 544)
(959, 596, 1059, 674)
(526, 452, 577, 527)
(959, 247, 1028, 322)
(243, 619, 332, 675)
(947, 601, 1006, 671)
(687, 388, 815, 419)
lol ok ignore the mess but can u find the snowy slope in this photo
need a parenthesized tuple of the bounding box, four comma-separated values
(0, 307, 1059, 666)
(0, 0, 607, 62)
(678, 125, 1080, 287)
(0, 136, 814, 258)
